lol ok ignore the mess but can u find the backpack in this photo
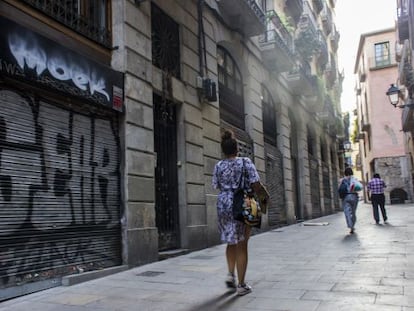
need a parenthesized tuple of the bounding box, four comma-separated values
(338, 178, 349, 199)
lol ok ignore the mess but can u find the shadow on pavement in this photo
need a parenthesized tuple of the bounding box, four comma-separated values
(188, 290, 239, 311)
(342, 233, 359, 243)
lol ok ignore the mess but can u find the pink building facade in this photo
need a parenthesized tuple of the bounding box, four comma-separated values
(354, 27, 412, 204)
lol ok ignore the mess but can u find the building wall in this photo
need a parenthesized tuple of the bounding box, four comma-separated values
(0, 0, 345, 299)
(355, 28, 413, 203)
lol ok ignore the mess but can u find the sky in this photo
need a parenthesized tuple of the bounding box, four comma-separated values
(335, 0, 397, 113)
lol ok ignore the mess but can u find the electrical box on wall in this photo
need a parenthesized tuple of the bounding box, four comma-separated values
(203, 78, 217, 102)
(197, 76, 217, 102)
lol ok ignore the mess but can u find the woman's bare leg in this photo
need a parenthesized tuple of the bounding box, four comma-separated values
(226, 244, 237, 274)
(236, 226, 251, 285)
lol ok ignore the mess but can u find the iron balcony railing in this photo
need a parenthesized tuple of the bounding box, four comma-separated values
(287, 63, 318, 96)
(300, 1, 318, 33)
(330, 26, 340, 51)
(259, 10, 294, 54)
(246, 0, 266, 25)
(402, 100, 414, 132)
(397, 0, 409, 42)
(318, 30, 328, 60)
(214, 0, 265, 37)
(285, 0, 304, 24)
(21, 0, 111, 48)
(321, 3, 333, 35)
(312, 0, 324, 14)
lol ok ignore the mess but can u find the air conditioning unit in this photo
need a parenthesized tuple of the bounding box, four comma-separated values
(196, 76, 217, 102)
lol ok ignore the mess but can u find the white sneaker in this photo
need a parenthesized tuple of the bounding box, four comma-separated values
(237, 283, 252, 296)
(225, 273, 236, 288)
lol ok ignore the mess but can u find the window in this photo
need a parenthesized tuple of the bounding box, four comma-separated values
(217, 46, 244, 129)
(262, 86, 277, 146)
(374, 42, 390, 67)
(320, 142, 326, 162)
(152, 3, 181, 78)
(307, 131, 314, 156)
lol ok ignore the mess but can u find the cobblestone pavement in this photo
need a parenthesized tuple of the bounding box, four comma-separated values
(1, 202, 414, 311)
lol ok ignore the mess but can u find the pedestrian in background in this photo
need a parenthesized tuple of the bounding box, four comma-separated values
(367, 173, 388, 224)
(212, 129, 264, 296)
(338, 167, 362, 234)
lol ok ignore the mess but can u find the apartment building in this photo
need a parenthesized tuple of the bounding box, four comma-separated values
(0, 0, 344, 299)
(354, 26, 413, 204)
(393, 0, 414, 203)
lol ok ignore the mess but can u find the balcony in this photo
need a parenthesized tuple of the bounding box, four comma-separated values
(330, 26, 340, 52)
(285, 0, 304, 24)
(312, 0, 324, 14)
(325, 59, 337, 89)
(398, 41, 414, 89)
(286, 64, 317, 96)
(317, 30, 329, 70)
(295, 8, 320, 61)
(402, 100, 414, 132)
(216, 0, 266, 37)
(321, 5, 333, 35)
(397, 0, 409, 42)
(358, 67, 366, 83)
(259, 11, 295, 72)
(21, 0, 111, 47)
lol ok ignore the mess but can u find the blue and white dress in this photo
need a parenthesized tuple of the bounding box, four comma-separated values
(212, 157, 260, 244)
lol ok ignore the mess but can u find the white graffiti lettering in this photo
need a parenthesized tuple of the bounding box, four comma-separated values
(8, 33, 110, 101)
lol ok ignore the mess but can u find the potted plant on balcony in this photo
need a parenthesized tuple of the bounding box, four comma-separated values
(266, 11, 294, 34)
(294, 28, 321, 61)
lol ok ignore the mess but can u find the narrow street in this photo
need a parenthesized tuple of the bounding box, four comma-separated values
(1, 202, 413, 311)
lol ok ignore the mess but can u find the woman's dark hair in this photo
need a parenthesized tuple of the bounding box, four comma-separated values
(373, 173, 380, 178)
(221, 129, 238, 156)
(344, 167, 353, 176)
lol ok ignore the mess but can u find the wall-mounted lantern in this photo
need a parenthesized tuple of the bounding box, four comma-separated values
(386, 84, 414, 108)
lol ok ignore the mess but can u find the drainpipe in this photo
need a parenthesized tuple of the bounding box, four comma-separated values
(197, 0, 205, 77)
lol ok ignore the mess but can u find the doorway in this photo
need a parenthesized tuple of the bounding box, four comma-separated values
(153, 94, 179, 250)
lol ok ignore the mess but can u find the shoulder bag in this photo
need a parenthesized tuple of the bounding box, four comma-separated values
(232, 158, 262, 228)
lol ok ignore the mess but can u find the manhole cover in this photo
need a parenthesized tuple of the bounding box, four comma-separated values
(136, 271, 165, 277)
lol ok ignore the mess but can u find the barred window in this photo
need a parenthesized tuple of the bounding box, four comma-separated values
(262, 86, 277, 146)
(217, 46, 244, 129)
(152, 3, 181, 78)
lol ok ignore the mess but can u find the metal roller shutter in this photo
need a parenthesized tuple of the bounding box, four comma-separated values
(0, 88, 122, 291)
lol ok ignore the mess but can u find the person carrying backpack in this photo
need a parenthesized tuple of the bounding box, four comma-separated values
(338, 167, 362, 234)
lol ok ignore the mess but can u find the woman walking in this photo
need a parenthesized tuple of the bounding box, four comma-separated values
(212, 129, 266, 296)
(338, 167, 361, 234)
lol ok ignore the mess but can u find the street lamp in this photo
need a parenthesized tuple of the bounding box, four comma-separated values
(386, 84, 401, 107)
(386, 84, 414, 108)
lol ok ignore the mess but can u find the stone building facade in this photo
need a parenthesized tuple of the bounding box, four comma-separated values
(393, 0, 414, 204)
(0, 0, 344, 300)
(354, 27, 413, 204)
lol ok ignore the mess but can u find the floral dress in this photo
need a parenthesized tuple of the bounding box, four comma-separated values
(212, 157, 260, 244)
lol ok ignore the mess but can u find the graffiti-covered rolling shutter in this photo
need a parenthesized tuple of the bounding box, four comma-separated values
(0, 88, 121, 293)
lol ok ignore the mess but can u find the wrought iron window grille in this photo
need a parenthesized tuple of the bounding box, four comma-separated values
(21, 0, 111, 48)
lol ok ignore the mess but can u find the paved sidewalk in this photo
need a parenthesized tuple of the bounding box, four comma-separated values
(1, 202, 414, 311)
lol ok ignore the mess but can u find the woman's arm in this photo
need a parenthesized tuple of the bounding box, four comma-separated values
(251, 181, 270, 210)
